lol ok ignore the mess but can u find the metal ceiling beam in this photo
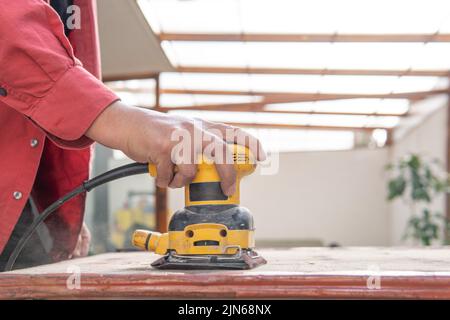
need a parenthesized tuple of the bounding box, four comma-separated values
(152, 100, 379, 111)
(159, 33, 450, 42)
(103, 72, 159, 82)
(222, 122, 392, 132)
(152, 106, 406, 117)
(175, 66, 450, 77)
(159, 88, 447, 101)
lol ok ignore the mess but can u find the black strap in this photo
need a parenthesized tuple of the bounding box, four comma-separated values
(0, 201, 52, 271)
(50, 0, 74, 37)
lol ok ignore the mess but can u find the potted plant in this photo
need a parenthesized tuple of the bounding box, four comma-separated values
(386, 154, 450, 245)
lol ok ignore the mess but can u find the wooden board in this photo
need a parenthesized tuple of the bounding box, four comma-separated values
(1, 247, 450, 299)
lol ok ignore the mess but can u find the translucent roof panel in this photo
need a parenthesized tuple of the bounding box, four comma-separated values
(165, 41, 450, 71)
(110, 127, 355, 153)
(160, 72, 252, 91)
(113, 74, 446, 96)
(123, 1, 450, 151)
(159, 73, 444, 94)
(107, 79, 156, 91)
(164, 41, 247, 68)
(167, 110, 399, 129)
(165, 110, 356, 151)
(243, 129, 355, 152)
(111, 92, 260, 108)
(266, 99, 410, 115)
(160, 94, 194, 107)
(139, 0, 450, 35)
(162, 94, 260, 107)
(138, 0, 242, 34)
(317, 75, 445, 93)
(115, 91, 155, 107)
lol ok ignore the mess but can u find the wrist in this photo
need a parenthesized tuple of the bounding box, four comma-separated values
(85, 100, 132, 152)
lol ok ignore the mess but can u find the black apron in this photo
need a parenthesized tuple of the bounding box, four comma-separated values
(0, 200, 53, 270)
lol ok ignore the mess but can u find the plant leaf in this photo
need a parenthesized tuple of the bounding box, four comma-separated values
(387, 175, 406, 200)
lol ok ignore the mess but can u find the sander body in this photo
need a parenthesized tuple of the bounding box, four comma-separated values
(132, 145, 266, 270)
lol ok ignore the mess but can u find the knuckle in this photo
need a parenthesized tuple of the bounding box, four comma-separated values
(183, 166, 197, 179)
(219, 164, 236, 180)
(181, 118, 195, 130)
(163, 140, 174, 153)
(157, 181, 169, 188)
(155, 138, 172, 155)
(169, 177, 183, 188)
(156, 170, 171, 186)
(229, 168, 237, 180)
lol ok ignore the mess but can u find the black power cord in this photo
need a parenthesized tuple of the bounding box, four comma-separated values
(4, 162, 149, 272)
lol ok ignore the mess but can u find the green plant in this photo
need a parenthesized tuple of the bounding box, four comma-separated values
(386, 154, 450, 245)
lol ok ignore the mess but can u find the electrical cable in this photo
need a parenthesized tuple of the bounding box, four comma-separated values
(4, 162, 149, 271)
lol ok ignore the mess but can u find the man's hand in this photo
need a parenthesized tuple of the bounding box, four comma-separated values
(86, 101, 266, 196)
(70, 223, 91, 258)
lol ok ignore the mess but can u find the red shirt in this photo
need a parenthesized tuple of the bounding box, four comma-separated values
(0, 0, 119, 260)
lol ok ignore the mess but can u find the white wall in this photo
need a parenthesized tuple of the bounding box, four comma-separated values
(237, 149, 390, 246)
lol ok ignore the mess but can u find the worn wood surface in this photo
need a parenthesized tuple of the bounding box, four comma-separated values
(1, 247, 450, 299)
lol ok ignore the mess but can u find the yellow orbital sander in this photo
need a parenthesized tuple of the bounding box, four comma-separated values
(132, 144, 267, 270)
(4, 144, 266, 271)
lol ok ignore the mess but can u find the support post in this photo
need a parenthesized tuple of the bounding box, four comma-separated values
(446, 93, 450, 241)
(153, 74, 169, 232)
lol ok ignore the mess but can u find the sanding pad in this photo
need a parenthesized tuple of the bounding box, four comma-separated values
(151, 250, 267, 270)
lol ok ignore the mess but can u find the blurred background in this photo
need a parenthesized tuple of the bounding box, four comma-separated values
(86, 0, 450, 253)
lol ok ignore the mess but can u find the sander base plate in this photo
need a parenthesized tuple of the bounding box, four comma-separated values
(151, 250, 266, 270)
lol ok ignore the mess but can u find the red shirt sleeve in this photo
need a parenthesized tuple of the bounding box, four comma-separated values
(0, 0, 119, 145)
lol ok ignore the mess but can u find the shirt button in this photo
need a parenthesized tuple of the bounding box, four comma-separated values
(30, 138, 39, 148)
(0, 87, 6, 97)
(13, 191, 23, 200)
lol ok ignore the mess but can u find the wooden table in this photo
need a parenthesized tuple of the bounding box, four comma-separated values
(1, 247, 449, 299)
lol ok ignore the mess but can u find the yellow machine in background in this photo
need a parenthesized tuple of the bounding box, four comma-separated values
(132, 144, 266, 270)
(111, 191, 155, 250)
